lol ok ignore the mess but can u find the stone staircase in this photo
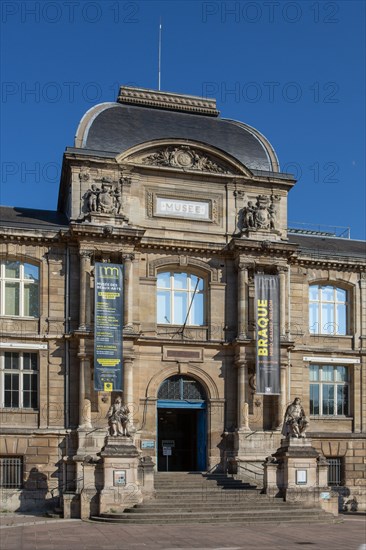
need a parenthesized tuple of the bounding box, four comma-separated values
(91, 472, 336, 524)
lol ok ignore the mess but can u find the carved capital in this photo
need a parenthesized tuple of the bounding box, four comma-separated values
(122, 253, 135, 262)
(80, 250, 93, 260)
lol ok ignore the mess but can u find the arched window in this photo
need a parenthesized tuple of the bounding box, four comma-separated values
(157, 272, 204, 326)
(158, 375, 206, 401)
(309, 284, 348, 335)
(0, 261, 39, 317)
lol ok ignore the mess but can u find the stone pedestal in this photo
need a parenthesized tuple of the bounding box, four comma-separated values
(99, 436, 143, 514)
(232, 430, 282, 486)
(264, 437, 338, 515)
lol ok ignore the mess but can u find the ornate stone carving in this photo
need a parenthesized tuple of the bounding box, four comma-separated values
(141, 146, 229, 174)
(281, 397, 309, 438)
(83, 176, 130, 218)
(241, 194, 280, 232)
(79, 169, 90, 182)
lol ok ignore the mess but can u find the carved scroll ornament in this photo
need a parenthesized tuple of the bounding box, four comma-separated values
(141, 146, 229, 174)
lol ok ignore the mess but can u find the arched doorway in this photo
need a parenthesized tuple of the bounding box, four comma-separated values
(157, 375, 207, 472)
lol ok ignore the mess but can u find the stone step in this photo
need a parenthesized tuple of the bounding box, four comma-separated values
(154, 484, 257, 490)
(154, 490, 259, 498)
(91, 511, 334, 525)
(125, 503, 306, 513)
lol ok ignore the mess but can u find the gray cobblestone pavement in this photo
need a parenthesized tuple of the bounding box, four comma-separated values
(0, 514, 365, 550)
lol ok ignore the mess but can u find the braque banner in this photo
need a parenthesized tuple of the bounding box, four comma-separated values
(254, 274, 280, 395)
(94, 262, 123, 392)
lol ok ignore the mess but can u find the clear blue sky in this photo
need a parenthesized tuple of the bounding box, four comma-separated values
(1, 0, 365, 239)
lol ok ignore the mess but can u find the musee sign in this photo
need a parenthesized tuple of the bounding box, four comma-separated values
(156, 197, 210, 220)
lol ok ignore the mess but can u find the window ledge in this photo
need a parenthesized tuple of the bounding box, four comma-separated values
(0, 408, 38, 413)
(157, 323, 207, 327)
(310, 415, 353, 420)
(309, 334, 352, 339)
(0, 315, 38, 320)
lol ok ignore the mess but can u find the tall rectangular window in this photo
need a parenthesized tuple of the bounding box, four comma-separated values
(309, 365, 349, 416)
(0, 261, 39, 317)
(0, 352, 38, 409)
(309, 285, 348, 335)
(157, 272, 204, 326)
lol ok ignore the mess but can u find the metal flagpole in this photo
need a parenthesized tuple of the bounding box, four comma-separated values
(158, 18, 162, 91)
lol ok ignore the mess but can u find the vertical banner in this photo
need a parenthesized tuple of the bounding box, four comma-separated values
(255, 274, 280, 395)
(94, 262, 123, 391)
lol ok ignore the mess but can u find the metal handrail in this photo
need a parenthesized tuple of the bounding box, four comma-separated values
(50, 476, 84, 498)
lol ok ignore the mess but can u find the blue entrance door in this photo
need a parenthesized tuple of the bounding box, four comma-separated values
(157, 400, 207, 471)
(157, 376, 207, 471)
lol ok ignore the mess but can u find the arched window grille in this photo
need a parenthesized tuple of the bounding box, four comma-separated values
(158, 375, 206, 401)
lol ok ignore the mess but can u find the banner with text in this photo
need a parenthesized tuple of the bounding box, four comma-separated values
(255, 274, 280, 395)
(94, 262, 123, 392)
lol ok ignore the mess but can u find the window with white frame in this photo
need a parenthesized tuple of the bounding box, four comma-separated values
(0, 260, 39, 317)
(309, 285, 348, 335)
(0, 352, 38, 408)
(157, 272, 204, 326)
(309, 365, 349, 416)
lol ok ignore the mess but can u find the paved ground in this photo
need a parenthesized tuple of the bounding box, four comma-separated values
(0, 514, 365, 550)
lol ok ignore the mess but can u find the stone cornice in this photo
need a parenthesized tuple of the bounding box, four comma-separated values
(290, 255, 366, 271)
(69, 222, 145, 242)
(0, 227, 68, 243)
(230, 237, 298, 259)
(117, 86, 220, 117)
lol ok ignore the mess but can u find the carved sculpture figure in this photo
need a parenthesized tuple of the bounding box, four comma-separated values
(241, 195, 280, 231)
(107, 396, 130, 437)
(282, 397, 309, 438)
(84, 184, 100, 212)
(84, 177, 127, 216)
(243, 201, 256, 228)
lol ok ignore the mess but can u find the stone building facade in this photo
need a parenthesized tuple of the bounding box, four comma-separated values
(0, 87, 365, 515)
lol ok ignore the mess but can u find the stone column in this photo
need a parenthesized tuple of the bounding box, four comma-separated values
(236, 360, 250, 431)
(237, 263, 248, 340)
(78, 348, 92, 429)
(278, 266, 287, 338)
(124, 356, 135, 429)
(353, 363, 361, 433)
(79, 250, 92, 330)
(277, 362, 287, 429)
(123, 253, 134, 331)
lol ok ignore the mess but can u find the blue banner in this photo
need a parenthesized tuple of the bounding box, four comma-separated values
(94, 263, 123, 391)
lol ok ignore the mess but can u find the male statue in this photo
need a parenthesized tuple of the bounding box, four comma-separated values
(282, 397, 309, 438)
(107, 396, 130, 437)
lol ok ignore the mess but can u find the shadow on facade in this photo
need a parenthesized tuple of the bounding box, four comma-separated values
(17, 467, 55, 514)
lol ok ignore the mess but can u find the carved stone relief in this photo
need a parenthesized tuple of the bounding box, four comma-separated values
(240, 194, 280, 233)
(82, 175, 131, 221)
(139, 146, 231, 174)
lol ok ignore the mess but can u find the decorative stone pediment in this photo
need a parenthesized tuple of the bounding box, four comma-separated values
(117, 141, 249, 176)
(141, 146, 229, 174)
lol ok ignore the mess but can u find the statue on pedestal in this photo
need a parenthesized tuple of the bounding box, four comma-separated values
(107, 396, 130, 437)
(282, 397, 309, 438)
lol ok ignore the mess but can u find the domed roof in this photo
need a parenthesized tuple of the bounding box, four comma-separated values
(74, 87, 279, 173)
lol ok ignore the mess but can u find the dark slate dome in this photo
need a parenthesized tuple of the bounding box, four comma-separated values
(74, 87, 279, 173)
